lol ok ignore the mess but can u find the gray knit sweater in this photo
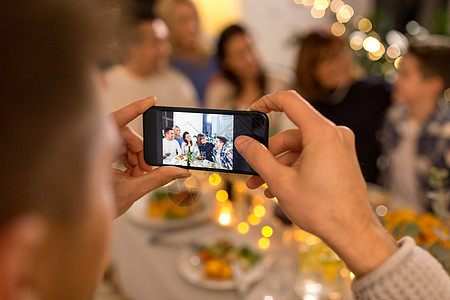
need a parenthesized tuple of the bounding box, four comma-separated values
(352, 237, 450, 299)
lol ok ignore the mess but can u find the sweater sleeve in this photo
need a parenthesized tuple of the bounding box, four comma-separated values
(351, 236, 450, 299)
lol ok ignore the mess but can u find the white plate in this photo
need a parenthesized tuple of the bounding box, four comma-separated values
(125, 191, 215, 230)
(176, 234, 265, 290)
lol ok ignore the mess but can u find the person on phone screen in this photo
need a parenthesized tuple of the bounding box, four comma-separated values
(196, 133, 214, 161)
(213, 136, 233, 170)
(181, 131, 198, 154)
(162, 127, 181, 161)
(174, 125, 183, 146)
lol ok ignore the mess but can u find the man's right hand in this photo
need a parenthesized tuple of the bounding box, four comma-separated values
(234, 90, 397, 277)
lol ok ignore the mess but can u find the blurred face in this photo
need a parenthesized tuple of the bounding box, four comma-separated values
(37, 81, 119, 300)
(224, 33, 261, 81)
(166, 130, 174, 140)
(215, 138, 224, 149)
(129, 19, 171, 75)
(200, 136, 206, 144)
(393, 54, 439, 103)
(175, 127, 181, 136)
(314, 46, 352, 90)
(172, 2, 199, 50)
(185, 134, 191, 142)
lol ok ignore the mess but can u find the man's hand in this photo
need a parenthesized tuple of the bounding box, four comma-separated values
(110, 97, 190, 216)
(234, 91, 397, 277)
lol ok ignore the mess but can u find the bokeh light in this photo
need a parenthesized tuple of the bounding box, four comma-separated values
(357, 18, 372, 32)
(305, 235, 321, 246)
(248, 213, 261, 226)
(253, 205, 266, 218)
(311, 7, 326, 19)
(258, 237, 271, 249)
(386, 44, 401, 59)
(208, 173, 221, 186)
(330, 0, 344, 12)
(237, 222, 250, 234)
(340, 267, 350, 278)
(394, 56, 403, 69)
(368, 43, 385, 61)
(261, 226, 274, 237)
(218, 212, 231, 226)
(350, 35, 364, 50)
(336, 5, 354, 23)
(350, 272, 355, 279)
(363, 37, 381, 53)
(216, 190, 228, 202)
(303, 0, 315, 6)
(232, 181, 246, 193)
(313, 0, 330, 11)
(331, 22, 346, 36)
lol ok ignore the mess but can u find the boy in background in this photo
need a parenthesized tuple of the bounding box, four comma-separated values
(380, 37, 450, 213)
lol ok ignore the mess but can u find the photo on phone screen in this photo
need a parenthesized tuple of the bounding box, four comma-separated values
(143, 106, 269, 175)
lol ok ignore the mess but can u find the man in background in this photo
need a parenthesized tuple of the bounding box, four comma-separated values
(163, 127, 181, 162)
(104, 13, 199, 135)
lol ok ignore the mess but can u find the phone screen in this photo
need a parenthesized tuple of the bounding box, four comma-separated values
(143, 106, 268, 175)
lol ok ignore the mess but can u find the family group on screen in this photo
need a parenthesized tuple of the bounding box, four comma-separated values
(162, 125, 233, 170)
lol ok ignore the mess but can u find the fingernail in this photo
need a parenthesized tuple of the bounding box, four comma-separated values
(145, 96, 157, 105)
(234, 136, 251, 153)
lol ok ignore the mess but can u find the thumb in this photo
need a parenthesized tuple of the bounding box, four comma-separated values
(235, 136, 287, 181)
(133, 167, 191, 196)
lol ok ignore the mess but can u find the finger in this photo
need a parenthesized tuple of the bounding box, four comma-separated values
(138, 151, 153, 172)
(235, 135, 290, 185)
(249, 91, 335, 143)
(268, 129, 303, 156)
(130, 167, 191, 197)
(127, 151, 139, 167)
(246, 151, 300, 189)
(121, 126, 144, 154)
(111, 96, 157, 128)
(264, 188, 275, 199)
(247, 176, 264, 189)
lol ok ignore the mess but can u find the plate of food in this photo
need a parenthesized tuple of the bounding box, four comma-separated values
(125, 187, 215, 230)
(177, 236, 265, 290)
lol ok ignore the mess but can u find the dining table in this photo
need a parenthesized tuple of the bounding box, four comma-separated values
(110, 173, 355, 300)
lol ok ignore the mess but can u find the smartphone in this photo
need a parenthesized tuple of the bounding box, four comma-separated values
(143, 106, 269, 175)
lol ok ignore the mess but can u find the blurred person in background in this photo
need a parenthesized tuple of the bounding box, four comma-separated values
(104, 12, 198, 136)
(181, 131, 198, 154)
(206, 24, 293, 134)
(379, 38, 450, 214)
(295, 30, 391, 184)
(155, 0, 218, 105)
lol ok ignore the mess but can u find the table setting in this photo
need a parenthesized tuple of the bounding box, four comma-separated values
(110, 172, 449, 300)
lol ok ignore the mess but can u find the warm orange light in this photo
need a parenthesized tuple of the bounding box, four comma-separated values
(336, 5, 354, 23)
(218, 212, 231, 226)
(248, 214, 261, 226)
(330, 0, 344, 13)
(209, 173, 221, 186)
(261, 226, 273, 237)
(253, 205, 266, 218)
(314, 0, 330, 11)
(340, 267, 350, 278)
(305, 235, 321, 246)
(216, 190, 228, 202)
(331, 22, 346, 36)
(350, 272, 355, 280)
(357, 18, 372, 32)
(394, 56, 403, 69)
(311, 7, 326, 19)
(237, 222, 250, 234)
(258, 237, 271, 249)
(233, 181, 246, 193)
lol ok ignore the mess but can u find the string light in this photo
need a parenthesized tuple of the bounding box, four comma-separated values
(208, 173, 221, 186)
(330, 0, 344, 12)
(363, 37, 381, 53)
(336, 4, 354, 23)
(248, 213, 261, 226)
(216, 190, 228, 202)
(357, 18, 372, 32)
(253, 205, 266, 218)
(258, 237, 271, 249)
(313, 0, 330, 11)
(311, 7, 326, 19)
(237, 222, 250, 234)
(331, 22, 346, 36)
(261, 226, 274, 237)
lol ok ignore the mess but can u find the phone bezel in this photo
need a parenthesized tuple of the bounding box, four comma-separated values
(143, 106, 269, 175)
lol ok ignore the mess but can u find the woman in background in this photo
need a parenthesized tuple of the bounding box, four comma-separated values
(181, 131, 198, 154)
(205, 24, 289, 110)
(196, 133, 214, 162)
(155, 0, 218, 105)
(173, 125, 183, 146)
(295, 30, 391, 183)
